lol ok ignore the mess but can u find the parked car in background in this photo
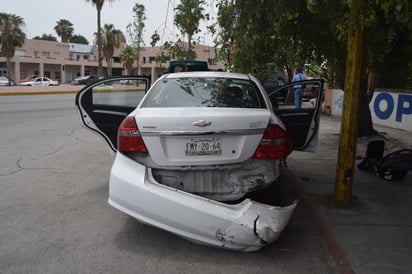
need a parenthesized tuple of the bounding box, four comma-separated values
(263, 71, 287, 94)
(71, 75, 101, 85)
(18, 75, 39, 84)
(167, 60, 209, 73)
(18, 76, 59, 86)
(75, 73, 324, 251)
(0, 76, 17, 86)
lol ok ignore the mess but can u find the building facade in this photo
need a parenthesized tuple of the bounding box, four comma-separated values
(0, 39, 224, 84)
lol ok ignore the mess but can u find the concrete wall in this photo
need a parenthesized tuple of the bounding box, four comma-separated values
(330, 89, 412, 131)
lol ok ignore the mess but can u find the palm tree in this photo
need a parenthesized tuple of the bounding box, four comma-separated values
(54, 19, 74, 43)
(101, 24, 125, 76)
(86, 0, 115, 77)
(0, 13, 26, 78)
(119, 45, 137, 75)
(174, 0, 206, 60)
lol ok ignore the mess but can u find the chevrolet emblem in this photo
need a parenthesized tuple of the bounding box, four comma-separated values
(193, 120, 212, 127)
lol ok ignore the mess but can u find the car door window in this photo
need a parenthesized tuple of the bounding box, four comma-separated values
(92, 79, 147, 107)
(269, 79, 324, 151)
(270, 81, 321, 110)
(76, 76, 150, 152)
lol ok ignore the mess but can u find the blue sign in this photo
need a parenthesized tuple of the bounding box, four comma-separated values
(373, 92, 412, 122)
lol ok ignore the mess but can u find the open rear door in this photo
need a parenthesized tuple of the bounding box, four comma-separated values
(269, 79, 324, 152)
(75, 76, 150, 153)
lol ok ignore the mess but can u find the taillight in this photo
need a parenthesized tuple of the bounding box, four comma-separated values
(253, 124, 293, 159)
(117, 116, 148, 153)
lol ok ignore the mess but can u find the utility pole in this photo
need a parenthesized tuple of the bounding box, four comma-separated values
(335, 4, 364, 203)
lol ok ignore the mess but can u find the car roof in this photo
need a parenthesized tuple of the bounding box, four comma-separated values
(163, 71, 251, 80)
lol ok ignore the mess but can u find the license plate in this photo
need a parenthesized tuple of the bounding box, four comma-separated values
(185, 137, 221, 156)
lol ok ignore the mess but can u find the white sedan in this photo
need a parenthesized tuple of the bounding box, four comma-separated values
(75, 72, 324, 251)
(18, 76, 59, 86)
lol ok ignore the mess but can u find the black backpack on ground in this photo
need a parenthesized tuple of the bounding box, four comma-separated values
(377, 149, 412, 181)
(358, 140, 412, 181)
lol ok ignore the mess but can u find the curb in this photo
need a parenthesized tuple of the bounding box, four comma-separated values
(0, 90, 79, 96)
(282, 167, 354, 274)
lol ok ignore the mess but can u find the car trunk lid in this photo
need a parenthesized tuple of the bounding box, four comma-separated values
(134, 107, 271, 166)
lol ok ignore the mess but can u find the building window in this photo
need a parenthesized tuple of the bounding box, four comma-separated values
(208, 58, 216, 66)
(15, 50, 25, 57)
(41, 51, 50, 58)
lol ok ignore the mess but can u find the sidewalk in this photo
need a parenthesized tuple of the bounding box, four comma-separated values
(288, 114, 412, 274)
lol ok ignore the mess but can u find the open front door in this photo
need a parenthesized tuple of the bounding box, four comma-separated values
(269, 79, 324, 152)
(75, 76, 150, 153)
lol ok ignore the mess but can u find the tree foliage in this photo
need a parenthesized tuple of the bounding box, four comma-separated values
(120, 44, 137, 74)
(70, 34, 89, 45)
(213, 0, 412, 88)
(54, 19, 74, 43)
(174, 0, 208, 60)
(126, 2, 146, 72)
(306, 0, 412, 89)
(86, 0, 115, 76)
(160, 39, 192, 61)
(101, 23, 125, 76)
(0, 12, 26, 77)
(149, 0, 209, 66)
(33, 34, 58, 41)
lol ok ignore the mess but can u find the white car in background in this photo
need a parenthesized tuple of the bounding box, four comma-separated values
(75, 73, 324, 251)
(18, 76, 59, 86)
(0, 76, 16, 86)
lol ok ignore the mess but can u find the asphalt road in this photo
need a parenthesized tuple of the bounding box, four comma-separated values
(0, 94, 338, 273)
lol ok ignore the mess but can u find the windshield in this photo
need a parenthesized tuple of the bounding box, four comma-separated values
(142, 77, 266, 108)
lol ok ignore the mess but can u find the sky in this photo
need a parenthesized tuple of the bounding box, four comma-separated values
(2, 0, 216, 46)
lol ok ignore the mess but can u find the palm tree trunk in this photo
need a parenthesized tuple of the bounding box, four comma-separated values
(188, 34, 192, 61)
(6, 56, 11, 78)
(97, 9, 103, 76)
(107, 58, 112, 76)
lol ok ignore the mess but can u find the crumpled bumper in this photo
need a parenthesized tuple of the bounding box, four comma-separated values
(109, 153, 297, 252)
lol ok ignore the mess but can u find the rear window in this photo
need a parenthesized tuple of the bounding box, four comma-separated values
(142, 77, 266, 108)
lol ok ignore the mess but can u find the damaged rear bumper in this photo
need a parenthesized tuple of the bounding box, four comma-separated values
(109, 153, 297, 252)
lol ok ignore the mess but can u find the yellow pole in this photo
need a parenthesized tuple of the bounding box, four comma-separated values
(335, 30, 364, 203)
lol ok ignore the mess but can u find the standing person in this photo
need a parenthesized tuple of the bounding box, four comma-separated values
(292, 67, 306, 108)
